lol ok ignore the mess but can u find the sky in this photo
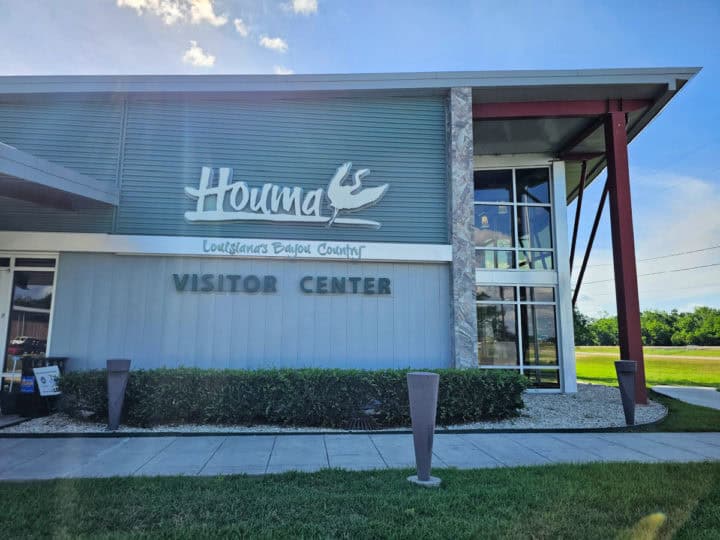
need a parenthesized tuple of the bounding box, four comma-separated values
(0, 0, 718, 317)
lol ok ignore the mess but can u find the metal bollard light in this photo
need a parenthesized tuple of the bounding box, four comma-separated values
(406, 372, 441, 488)
(615, 360, 636, 426)
(107, 359, 131, 431)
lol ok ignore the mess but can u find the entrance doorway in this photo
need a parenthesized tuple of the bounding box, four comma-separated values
(0, 255, 57, 403)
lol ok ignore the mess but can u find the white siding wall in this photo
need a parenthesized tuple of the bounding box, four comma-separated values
(49, 253, 451, 371)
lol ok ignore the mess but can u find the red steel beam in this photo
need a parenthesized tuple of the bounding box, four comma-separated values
(472, 99, 651, 120)
(605, 111, 647, 404)
(569, 160, 587, 273)
(572, 179, 608, 308)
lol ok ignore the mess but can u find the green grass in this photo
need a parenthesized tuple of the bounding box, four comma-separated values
(0, 464, 719, 539)
(633, 390, 720, 432)
(576, 346, 720, 358)
(576, 352, 720, 387)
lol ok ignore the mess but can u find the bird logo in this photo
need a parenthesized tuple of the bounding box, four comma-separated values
(325, 162, 389, 228)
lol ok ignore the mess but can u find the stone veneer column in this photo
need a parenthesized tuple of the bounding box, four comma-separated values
(447, 87, 477, 368)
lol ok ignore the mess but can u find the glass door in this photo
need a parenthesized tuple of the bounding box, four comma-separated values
(1, 257, 56, 396)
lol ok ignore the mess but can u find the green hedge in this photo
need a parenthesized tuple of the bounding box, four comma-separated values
(59, 368, 527, 428)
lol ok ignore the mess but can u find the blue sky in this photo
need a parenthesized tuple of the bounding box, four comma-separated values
(0, 0, 718, 317)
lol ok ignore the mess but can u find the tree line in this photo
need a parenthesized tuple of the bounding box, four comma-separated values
(573, 306, 720, 346)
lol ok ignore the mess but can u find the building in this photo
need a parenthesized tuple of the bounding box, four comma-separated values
(0, 68, 699, 397)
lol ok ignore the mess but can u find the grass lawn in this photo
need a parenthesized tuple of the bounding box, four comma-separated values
(575, 349, 720, 387)
(576, 346, 720, 358)
(634, 390, 720, 432)
(1, 463, 719, 539)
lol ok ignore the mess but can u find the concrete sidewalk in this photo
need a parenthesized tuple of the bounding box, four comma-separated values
(653, 385, 720, 410)
(1, 432, 719, 481)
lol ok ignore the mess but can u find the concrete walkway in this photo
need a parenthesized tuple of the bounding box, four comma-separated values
(653, 385, 720, 410)
(1, 432, 719, 480)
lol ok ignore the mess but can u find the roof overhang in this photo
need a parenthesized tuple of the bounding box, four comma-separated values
(0, 142, 119, 209)
(469, 67, 700, 201)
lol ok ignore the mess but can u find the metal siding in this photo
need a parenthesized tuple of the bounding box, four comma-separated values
(116, 94, 448, 243)
(0, 96, 121, 232)
(50, 253, 451, 371)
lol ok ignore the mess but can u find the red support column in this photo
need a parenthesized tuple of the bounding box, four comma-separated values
(604, 111, 647, 404)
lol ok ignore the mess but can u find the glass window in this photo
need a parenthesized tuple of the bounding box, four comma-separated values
(476, 285, 516, 302)
(473, 205, 514, 248)
(477, 304, 519, 366)
(518, 251, 554, 270)
(517, 206, 552, 249)
(520, 287, 554, 302)
(14, 258, 56, 268)
(474, 169, 513, 203)
(520, 304, 558, 366)
(475, 250, 515, 270)
(524, 370, 560, 389)
(474, 167, 554, 271)
(477, 285, 560, 388)
(516, 168, 550, 204)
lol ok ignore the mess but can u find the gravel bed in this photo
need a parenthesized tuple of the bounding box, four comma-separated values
(448, 383, 666, 430)
(1, 384, 665, 434)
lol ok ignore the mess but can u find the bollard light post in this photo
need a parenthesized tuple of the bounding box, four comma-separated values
(107, 359, 131, 431)
(615, 360, 636, 426)
(406, 371, 441, 488)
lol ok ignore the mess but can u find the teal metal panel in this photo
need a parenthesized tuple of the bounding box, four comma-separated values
(117, 94, 448, 243)
(50, 253, 452, 370)
(0, 96, 121, 232)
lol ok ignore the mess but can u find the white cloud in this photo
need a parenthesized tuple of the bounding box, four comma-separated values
(289, 0, 318, 15)
(259, 36, 288, 53)
(182, 40, 215, 67)
(189, 0, 227, 26)
(273, 65, 294, 75)
(233, 18, 249, 37)
(117, 0, 227, 26)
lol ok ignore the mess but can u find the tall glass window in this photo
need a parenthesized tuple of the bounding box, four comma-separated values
(476, 285, 560, 388)
(474, 167, 554, 270)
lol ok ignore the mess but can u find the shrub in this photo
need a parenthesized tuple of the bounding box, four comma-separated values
(59, 367, 527, 428)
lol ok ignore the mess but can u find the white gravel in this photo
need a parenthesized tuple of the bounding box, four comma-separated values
(1, 384, 665, 434)
(448, 383, 667, 430)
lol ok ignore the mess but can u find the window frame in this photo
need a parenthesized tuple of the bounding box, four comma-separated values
(473, 166, 555, 272)
(476, 284, 561, 389)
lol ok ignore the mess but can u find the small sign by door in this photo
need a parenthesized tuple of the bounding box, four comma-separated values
(33, 366, 61, 397)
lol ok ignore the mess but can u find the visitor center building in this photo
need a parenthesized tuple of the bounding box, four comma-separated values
(0, 68, 698, 394)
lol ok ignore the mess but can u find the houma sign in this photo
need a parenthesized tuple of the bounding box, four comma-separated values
(184, 162, 389, 228)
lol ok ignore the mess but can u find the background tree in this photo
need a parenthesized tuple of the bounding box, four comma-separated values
(573, 306, 720, 347)
(573, 307, 597, 345)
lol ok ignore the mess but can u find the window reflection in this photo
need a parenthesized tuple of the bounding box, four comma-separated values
(3, 270, 54, 381)
(520, 287, 554, 302)
(517, 206, 552, 249)
(476, 285, 516, 302)
(520, 304, 558, 366)
(473, 169, 513, 203)
(524, 370, 560, 389)
(516, 168, 550, 204)
(477, 286, 560, 388)
(475, 250, 514, 270)
(474, 166, 554, 271)
(518, 251, 554, 270)
(477, 304, 519, 366)
(474, 205, 514, 248)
